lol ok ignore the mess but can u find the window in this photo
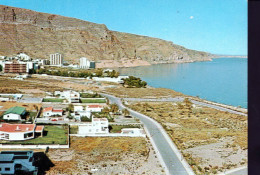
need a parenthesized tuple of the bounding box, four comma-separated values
(0, 167, 1, 171)
(5, 167, 10, 171)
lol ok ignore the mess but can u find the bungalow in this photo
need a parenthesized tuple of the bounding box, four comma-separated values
(78, 118, 109, 134)
(43, 107, 63, 117)
(3, 106, 26, 120)
(0, 123, 44, 141)
(55, 90, 80, 103)
(0, 151, 38, 175)
(86, 105, 103, 113)
(72, 106, 91, 121)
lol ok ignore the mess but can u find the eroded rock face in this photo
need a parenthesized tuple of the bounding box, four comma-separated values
(0, 5, 212, 67)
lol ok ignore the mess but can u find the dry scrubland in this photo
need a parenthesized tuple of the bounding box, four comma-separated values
(129, 101, 247, 174)
(104, 87, 184, 98)
(46, 137, 165, 175)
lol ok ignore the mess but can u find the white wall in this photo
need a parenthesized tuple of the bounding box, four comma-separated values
(3, 114, 21, 120)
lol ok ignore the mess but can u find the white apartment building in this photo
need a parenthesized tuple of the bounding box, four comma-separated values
(54, 90, 80, 103)
(17, 53, 30, 61)
(79, 57, 90, 69)
(50, 53, 63, 66)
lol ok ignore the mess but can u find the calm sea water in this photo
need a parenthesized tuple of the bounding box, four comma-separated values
(116, 58, 247, 108)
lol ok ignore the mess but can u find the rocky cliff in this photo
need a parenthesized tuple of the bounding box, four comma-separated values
(0, 5, 213, 68)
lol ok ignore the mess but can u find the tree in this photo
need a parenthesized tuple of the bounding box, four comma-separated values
(122, 108, 130, 116)
(0, 65, 2, 72)
(67, 103, 74, 112)
(102, 107, 110, 114)
(81, 116, 91, 122)
(110, 104, 119, 113)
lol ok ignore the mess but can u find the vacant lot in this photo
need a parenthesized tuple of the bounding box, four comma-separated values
(0, 125, 68, 145)
(129, 101, 247, 174)
(104, 87, 184, 98)
(46, 137, 165, 175)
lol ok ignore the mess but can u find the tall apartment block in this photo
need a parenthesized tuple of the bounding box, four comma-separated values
(79, 57, 90, 69)
(50, 53, 63, 66)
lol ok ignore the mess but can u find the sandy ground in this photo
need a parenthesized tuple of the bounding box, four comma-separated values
(183, 137, 247, 171)
(46, 137, 165, 175)
(96, 59, 151, 68)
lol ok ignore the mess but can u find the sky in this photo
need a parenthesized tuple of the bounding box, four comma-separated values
(0, 0, 247, 55)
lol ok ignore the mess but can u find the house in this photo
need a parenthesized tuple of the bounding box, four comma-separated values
(0, 151, 38, 175)
(71, 105, 91, 121)
(43, 107, 63, 117)
(78, 118, 109, 134)
(86, 105, 103, 112)
(55, 90, 80, 103)
(3, 106, 26, 120)
(0, 123, 44, 141)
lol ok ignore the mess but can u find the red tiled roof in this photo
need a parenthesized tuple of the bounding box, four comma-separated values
(53, 109, 63, 112)
(87, 105, 102, 108)
(43, 107, 53, 112)
(43, 107, 62, 112)
(0, 123, 35, 133)
(35, 126, 44, 132)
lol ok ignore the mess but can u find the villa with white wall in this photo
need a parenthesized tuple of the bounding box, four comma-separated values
(0, 123, 44, 141)
(3, 106, 26, 121)
(43, 107, 63, 117)
(78, 118, 109, 134)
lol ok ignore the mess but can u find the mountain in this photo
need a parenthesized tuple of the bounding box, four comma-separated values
(0, 5, 213, 68)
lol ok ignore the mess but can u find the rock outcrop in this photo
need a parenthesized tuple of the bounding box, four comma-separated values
(0, 5, 213, 68)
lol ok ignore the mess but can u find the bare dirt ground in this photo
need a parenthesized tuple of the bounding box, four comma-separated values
(0, 101, 41, 111)
(46, 137, 165, 175)
(96, 59, 151, 68)
(129, 101, 247, 174)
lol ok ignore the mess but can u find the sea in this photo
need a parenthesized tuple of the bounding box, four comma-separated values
(116, 57, 247, 108)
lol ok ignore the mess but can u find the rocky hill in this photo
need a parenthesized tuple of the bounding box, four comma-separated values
(0, 5, 213, 68)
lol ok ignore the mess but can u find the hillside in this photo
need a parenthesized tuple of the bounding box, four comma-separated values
(0, 5, 213, 68)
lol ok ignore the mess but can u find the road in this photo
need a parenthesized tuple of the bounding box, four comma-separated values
(124, 97, 247, 116)
(101, 93, 193, 175)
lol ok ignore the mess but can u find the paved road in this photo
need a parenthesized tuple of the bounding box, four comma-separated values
(101, 93, 193, 175)
(124, 97, 247, 116)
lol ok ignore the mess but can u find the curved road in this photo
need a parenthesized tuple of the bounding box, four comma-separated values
(101, 93, 194, 175)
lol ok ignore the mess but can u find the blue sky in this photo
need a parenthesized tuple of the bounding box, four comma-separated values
(0, 0, 247, 55)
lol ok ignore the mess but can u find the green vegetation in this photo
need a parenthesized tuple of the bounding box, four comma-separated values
(80, 92, 102, 98)
(122, 76, 147, 88)
(0, 125, 68, 145)
(35, 67, 120, 79)
(42, 98, 64, 102)
(81, 116, 92, 122)
(109, 125, 140, 133)
(69, 125, 78, 134)
(80, 98, 106, 103)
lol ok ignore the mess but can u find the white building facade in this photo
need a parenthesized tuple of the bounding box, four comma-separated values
(50, 53, 63, 66)
(79, 57, 90, 69)
(78, 118, 109, 134)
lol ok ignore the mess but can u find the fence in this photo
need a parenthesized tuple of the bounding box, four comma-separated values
(0, 144, 69, 149)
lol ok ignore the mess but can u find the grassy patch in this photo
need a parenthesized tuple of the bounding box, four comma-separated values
(70, 125, 78, 134)
(80, 93, 102, 98)
(43, 98, 64, 102)
(80, 98, 106, 103)
(109, 125, 140, 133)
(0, 125, 68, 145)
